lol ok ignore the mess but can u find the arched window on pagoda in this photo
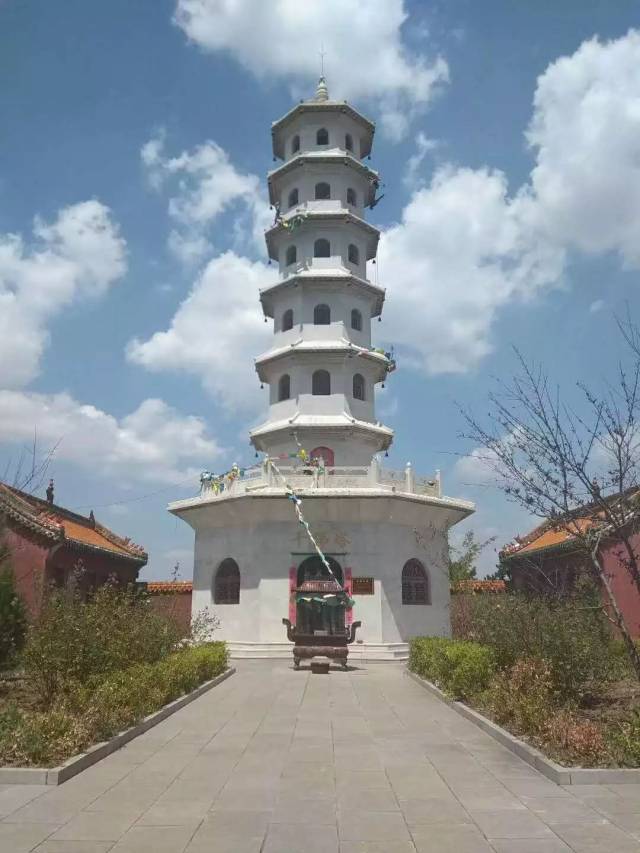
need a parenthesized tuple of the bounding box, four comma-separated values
(345, 133, 353, 152)
(214, 558, 240, 604)
(315, 182, 330, 200)
(288, 188, 299, 208)
(351, 309, 362, 331)
(348, 244, 359, 265)
(316, 128, 329, 145)
(282, 308, 293, 331)
(402, 559, 430, 605)
(278, 374, 291, 401)
(285, 245, 297, 266)
(291, 135, 300, 154)
(346, 188, 357, 207)
(353, 373, 365, 401)
(312, 370, 331, 395)
(314, 238, 330, 258)
(314, 304, 331, 325)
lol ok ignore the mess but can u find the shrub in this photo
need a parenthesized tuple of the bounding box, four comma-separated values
(607, 710, 640, 768)
(0, 549, 27, 670)
(409, 637, 496, 699)
(23, 584, 182, 705)
(542, 711, 609, 766)
(485, 657, 555, 735)
(0, 642, 228, 766)
(453, 591, 613, 701)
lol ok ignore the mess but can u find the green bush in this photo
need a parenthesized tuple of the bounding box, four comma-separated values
(0, 548, 27, 670)
(484, 657, 555, 735)
(607, 710, 640, 768)
(23, 584, 183, 705)
(409, 637, 496, 700)
(0, 643, 228, 766)
(452, 591, 614, 702)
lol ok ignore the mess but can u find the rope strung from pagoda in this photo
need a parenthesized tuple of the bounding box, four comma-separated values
(267, 453, 345, 592)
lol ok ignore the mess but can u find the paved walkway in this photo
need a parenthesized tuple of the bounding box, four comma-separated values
(1, 662, 640, 853)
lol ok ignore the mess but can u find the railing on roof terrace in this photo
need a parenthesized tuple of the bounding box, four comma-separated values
(199, 460, 441, 500)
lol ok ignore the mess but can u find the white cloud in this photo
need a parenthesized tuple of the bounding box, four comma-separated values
(526, 31, 640, 267)
(127, 251, 272, 410)
(403, 131, 438, 187)
(0, 201, 126, 388)
(379, 30, 640, 376)
(141, 134, 270, 264)
(0, 391, 221, 486)
(173, 0, 448, 140)
(589, 299, 605, 314)
(378, 166, 564, 374)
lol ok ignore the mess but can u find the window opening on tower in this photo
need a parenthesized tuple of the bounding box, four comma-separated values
(316, 128, 329, 145)
(348, 244, 359, 265)
(346, 188, 357, 206)
(285, 245, 297, 266)
(312, 370, 331, 395)
(315, 182, 330, 200)
(288, 188, 299, 208)
(351, 309, 362, 331)
(353, 373, 365, 401)
(278, 374, 291, 401)
(314, 238, 330, 258)
(291, 135, 300, 154)
(282, 308, 293, 331)
(345, 133, 353, 152)
(314, 304, 331, 325)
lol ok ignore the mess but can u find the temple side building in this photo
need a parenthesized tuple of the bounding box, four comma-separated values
(169, 78, 474, 660)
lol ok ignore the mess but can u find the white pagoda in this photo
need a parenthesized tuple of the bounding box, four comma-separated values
(169, 78, 474, 660)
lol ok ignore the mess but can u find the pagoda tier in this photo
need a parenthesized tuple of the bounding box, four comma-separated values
(250, 77, 393, 465)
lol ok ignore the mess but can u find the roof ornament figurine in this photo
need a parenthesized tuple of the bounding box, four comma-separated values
(314, 75, 329, 102)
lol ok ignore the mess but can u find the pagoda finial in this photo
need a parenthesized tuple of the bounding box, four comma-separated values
(315, 75, 329, 102)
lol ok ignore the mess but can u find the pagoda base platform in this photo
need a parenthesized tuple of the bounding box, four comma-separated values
(226, 641, 409, 662)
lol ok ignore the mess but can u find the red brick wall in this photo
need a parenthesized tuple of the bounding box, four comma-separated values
(4, 528, 48, 619)
(601, 533, 640, 638)
(148, 591, 192, 636)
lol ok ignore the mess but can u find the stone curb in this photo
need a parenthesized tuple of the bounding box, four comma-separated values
(407, 669, 640, 785)
(0, 667, 235, 786)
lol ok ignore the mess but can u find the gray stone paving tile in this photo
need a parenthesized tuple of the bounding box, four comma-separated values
(272, 798, 337, 825)
(109, 825, 195, 853)
(335, 770, 391, 791)
(339, 843, 417, 853)
(83, 785, 161, 815)
(50, 811, 138, 842)
(410, 823, 494, 853)
(136, 800, 212, 826)
(0, 784, 48, 819)
(185, 836, 264, 853)
(399, 796, 471, 825)
(522, 796, 610, 825)
(263, 822, 339, 853)
(553, 820, 640, 852)
(34, 843, 115, 853)
(608, 811, 640, 834)
(337, 811, 412, 842)
(337, 788, 400, 812)
(490, 840, 574, 853)
(0, 821, 57, 852)
(471, 809, 555, 839)
(195, 808, 272, 839)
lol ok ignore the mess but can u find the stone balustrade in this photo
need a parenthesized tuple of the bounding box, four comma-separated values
(198, 459, 441, 501)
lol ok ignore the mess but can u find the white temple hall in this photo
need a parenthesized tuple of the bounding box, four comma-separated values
(169, 78, 474, 661)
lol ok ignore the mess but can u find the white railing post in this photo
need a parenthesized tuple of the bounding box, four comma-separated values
(369, 456, 380, 486)
(405, 462, 415, 493)
(265, 459, 274, 487)
(436, 469, 442, 497)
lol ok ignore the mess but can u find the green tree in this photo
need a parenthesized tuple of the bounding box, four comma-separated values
(0, 515, 27, 669)
(448, 530, 496, 584)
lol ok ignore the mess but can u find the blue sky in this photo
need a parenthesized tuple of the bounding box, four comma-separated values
(1, 0, 639, 577)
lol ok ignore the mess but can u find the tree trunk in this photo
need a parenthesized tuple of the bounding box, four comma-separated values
(588, 549, 640, 680)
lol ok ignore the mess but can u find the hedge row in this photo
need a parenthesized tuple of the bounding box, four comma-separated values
(0, 642, 228, 767)
(409, 636, 495, 699)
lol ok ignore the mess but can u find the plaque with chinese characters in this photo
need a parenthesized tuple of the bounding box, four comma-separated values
(352, 577, 374, 595)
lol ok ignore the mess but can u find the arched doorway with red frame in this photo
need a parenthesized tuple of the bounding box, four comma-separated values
(310, 446, 334, 467)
